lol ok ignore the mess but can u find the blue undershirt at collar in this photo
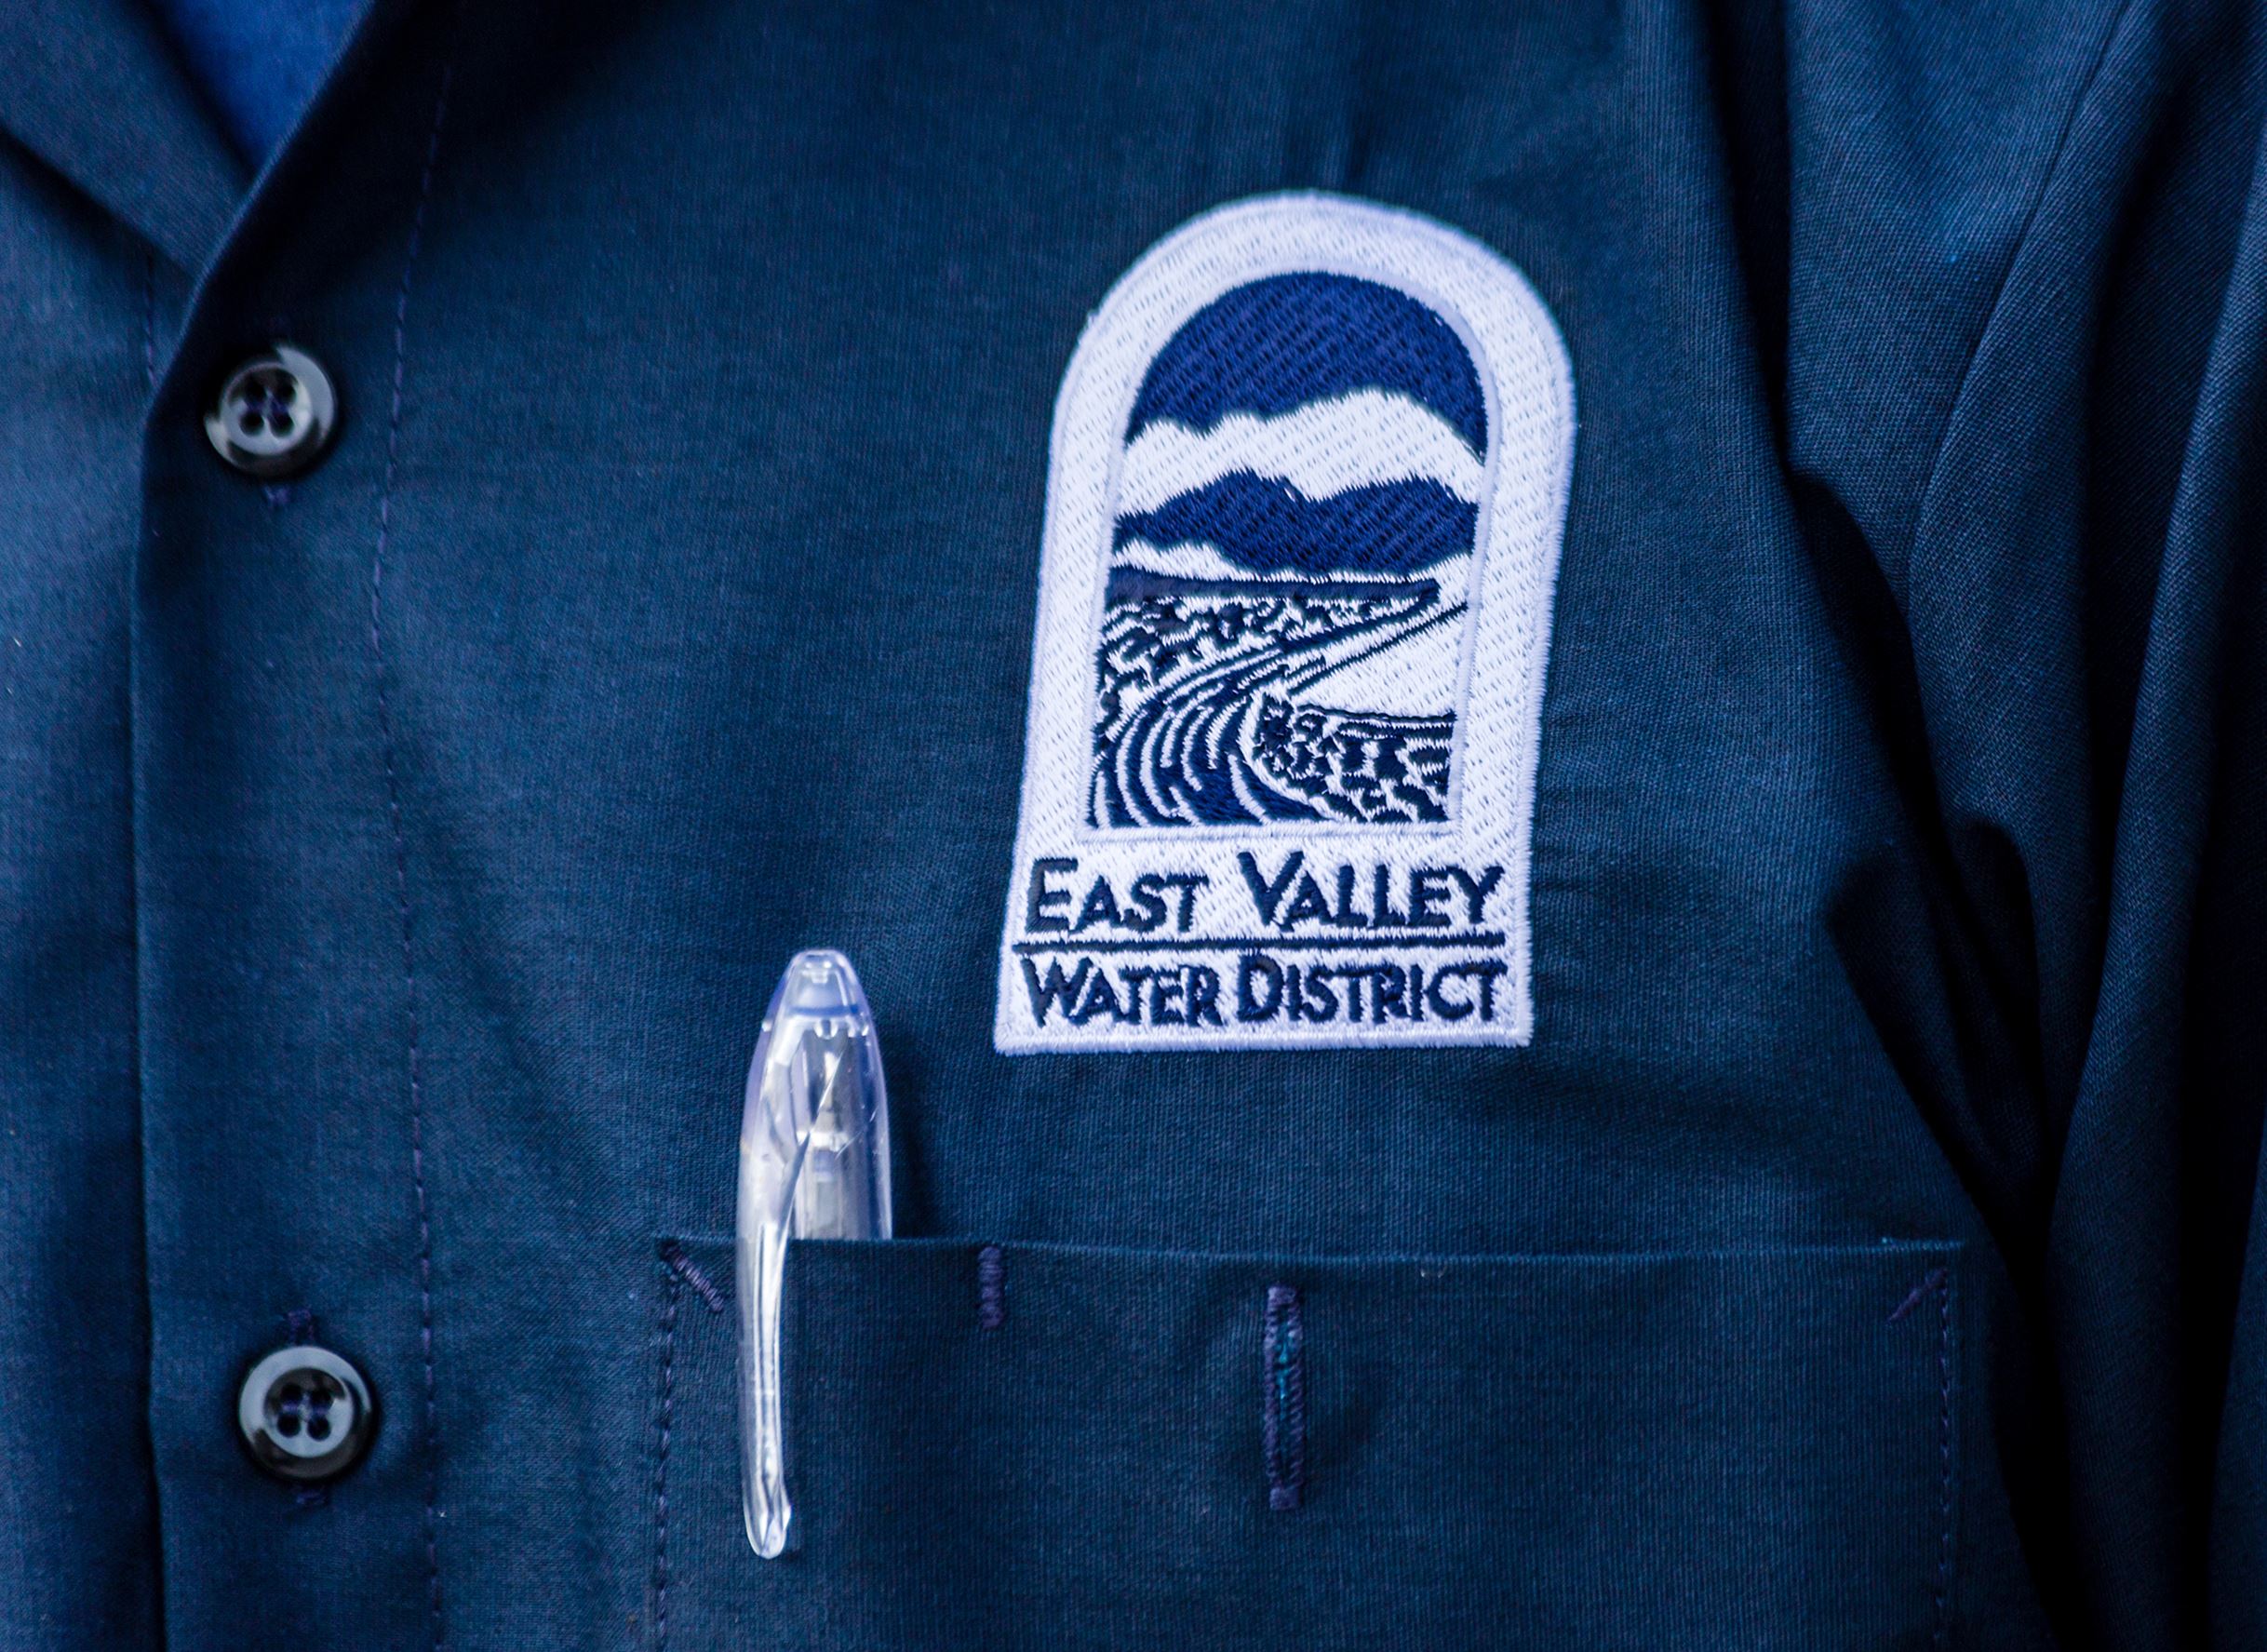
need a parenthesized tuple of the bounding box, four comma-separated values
(145, 0, 371, 165)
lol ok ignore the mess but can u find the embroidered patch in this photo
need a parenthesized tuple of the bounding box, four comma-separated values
(995, 193, 1573, 1052)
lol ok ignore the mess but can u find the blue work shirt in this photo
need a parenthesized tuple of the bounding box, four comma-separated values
(0, 0, 2262, 1646)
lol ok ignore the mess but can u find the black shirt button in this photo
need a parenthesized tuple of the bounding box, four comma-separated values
(205, 344, 338, 478)
(236, 1345, 375, 1482)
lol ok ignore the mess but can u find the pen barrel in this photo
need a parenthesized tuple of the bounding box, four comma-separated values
(734, 951, 892, 1559)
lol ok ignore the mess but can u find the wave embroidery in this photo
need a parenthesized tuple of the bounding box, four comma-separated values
(1089, 272, 1485, 828)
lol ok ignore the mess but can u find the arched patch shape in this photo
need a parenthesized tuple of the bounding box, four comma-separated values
(1126, 273, 1489, 453)
(998, 193, 1574, 1052)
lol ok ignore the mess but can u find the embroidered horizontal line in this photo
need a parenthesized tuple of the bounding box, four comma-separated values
(1014, 930, 1506, 956)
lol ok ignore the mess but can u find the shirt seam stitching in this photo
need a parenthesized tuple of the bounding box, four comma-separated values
(368, 48, 457, 1652)
(1910, 0, 2146, 531)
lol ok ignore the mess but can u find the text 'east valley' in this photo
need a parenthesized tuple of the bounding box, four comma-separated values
(1013, 851, 1509, 1031)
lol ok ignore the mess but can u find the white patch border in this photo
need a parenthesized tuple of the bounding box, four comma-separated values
(996, 191, 1575, 1053)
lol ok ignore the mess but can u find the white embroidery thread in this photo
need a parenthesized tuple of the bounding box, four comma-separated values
(996, 192, 1575, 1052)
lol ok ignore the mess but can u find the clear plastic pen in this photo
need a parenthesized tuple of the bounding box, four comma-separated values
(735, 949, 892, 1558)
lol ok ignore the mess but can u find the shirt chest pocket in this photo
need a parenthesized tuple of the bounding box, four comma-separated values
(642, 1237, 1963, 1650)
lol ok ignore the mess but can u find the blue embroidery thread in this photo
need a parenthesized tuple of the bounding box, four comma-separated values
(998, 193, 1574, 1053)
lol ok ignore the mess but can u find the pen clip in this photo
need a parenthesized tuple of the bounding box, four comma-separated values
(735, 949, 892, 1559)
